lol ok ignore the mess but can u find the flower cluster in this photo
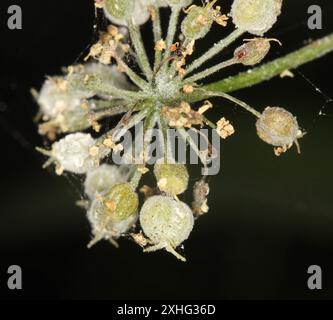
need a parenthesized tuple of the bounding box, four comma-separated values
(35, 0, 304, 261)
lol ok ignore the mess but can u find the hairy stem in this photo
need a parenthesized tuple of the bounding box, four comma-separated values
(129, 167, 143, 189)
(184, 58, 237, 83)
(164, 6, 182, 58)
(152, 6, 163, 70)
(204, 33, 333, 93)
(185, 29, 244, 75)
(68, 74, 147, 101)
(194, 89, 261, 117)
(114, 56, 150, 90)
(160, 5, 181, 74)
(128, 20, 153, 81)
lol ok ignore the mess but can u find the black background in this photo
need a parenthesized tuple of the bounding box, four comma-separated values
(0, 0, 333, 300)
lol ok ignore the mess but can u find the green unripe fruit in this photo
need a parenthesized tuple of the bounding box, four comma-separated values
(154, 163, 189, 195)
(104, 182, 139, 222)
(181, 6, 214, 40)
(104, 0, 133, 25)
(140, 195, 194, 249)
(256, 107, 300, 147)
(104, 0, 151, 26)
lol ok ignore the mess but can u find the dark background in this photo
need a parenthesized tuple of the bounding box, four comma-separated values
(0, 0, 332, 300)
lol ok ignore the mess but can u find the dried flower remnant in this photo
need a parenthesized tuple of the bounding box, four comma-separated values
(216, 117, 235, 139)
(34, 0, 332, 262)
(192, 179, 210, 217)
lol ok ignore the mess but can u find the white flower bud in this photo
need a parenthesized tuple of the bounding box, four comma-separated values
(231, 0, 283, 36)
(84, 164, 129, 200)
(52, 133, 104, 174)
(140, 196, 194, 260)
(87, 197, 138, 246)
(57, 108, 91, 133)
(38, 77, 92, 120)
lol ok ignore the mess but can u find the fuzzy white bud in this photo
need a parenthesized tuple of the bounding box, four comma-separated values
(231, 0, 283, 36)
(88, 198, 138, 244)
(52, 133, 105, 174)
(84, 164, 129, 200)
(38, 77, 92, 120)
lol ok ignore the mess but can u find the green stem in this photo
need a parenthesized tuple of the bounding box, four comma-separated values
(200, 90, 261, 118)
(68, 73, 147, 101)
(184, 58, 237, 84)
(204, 33, 333, 93)
(185, 29, 244, 75)
(114, 56, 150, 90)
(128, 20, 153, 81)
(164, 6, 181, 58)
(152, 6, 163, 70)
(160, 6, 181, 74)
(129, 167, 143, 189)
(143, 110, 158, 163)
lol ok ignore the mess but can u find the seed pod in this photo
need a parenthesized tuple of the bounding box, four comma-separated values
(234, 38, 271, 66)
(104, 0, 149, 26)
(231, 0, 283, 36)
(84, 164, 129, 199)
(154, 163, 189, 195)
(103, 183, 139, 222)
(256, 107, 302, 149)
(104, 0, 132, 24)
(140, 195, 194, 260)
(87, 197, 138, 248)
(181, 5, 214, 40)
